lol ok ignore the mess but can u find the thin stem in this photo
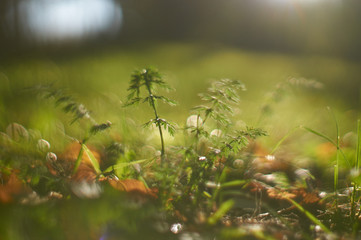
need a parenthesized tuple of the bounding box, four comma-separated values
(329, 107, 340, 209)
(351, 120, 361, 222)
(270, 126, 301, 155)
(356, 119, 361, 169)
(195, 114, 201, 152)
(145, 78, 165, 163)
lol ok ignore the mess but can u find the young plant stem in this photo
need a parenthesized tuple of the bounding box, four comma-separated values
(356, 119, 361, 170)
(329, 107, 340, 209)
(145, 81, 165, 163)
(351, 120, 361, 223)
(194, 113, 207, 152)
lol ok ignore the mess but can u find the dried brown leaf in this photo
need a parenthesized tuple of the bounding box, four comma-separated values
(0, 172, 31, 203)
(108, 179, 157, 198)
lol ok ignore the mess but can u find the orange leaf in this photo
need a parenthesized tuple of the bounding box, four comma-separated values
(59, 142, 101, 167)
(0, 172, 30, 203)
(108, 179, 157, 198)
(315, 142, 337, 160)
(267, 188, 296, 200)
(71, 164, 97, 182)
(48, 142, 102, 181)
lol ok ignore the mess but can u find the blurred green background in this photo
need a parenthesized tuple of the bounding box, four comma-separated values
(0, 0, 360, 149)
(1, 1, 361, 239)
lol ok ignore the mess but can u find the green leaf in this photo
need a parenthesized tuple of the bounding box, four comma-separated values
(158, 96, 177, 106)
(302, 126, 336, 146)
(124, 97, 142, 107)
(220, 180, 246, 188)
(90, 121, 112, 135)
(72, 143, 84, 175)
(286, 197, 331, 234)
(207, 199, 234, 225)
(82, 144, 101, 174)
(104, 158, 150, 173)
(143, 119, 155, 128)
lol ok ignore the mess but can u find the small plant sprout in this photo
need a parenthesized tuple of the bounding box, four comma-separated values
(189, 79, 246, 149)
(194, 79, 245, 126)
(125, 67, 177, 163)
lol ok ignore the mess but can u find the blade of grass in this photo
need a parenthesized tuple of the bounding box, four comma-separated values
(207, 199, 234, 225)
(352, 120, 361, 226)
(334, 161, 339, 207)
(270, 124, 350, 170)
(220, 180, 246, 189)
(328, 107, 340, 208)
(212, 167, 231, 202)
(302, 126, 336, 146)
(357, 119, 361, 170)
(270, 126, 301, 155)
(302, 126, 350, 167)
(72, 143, 84, 175)
(213, 180, 247, 204)
(285, 197, 331, 234)
(82, 144, 101, 174)
(103, 158, 150, 173)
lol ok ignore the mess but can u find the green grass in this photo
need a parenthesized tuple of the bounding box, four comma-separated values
(0, 42, 361, 239)
(0, 43, 359, 146)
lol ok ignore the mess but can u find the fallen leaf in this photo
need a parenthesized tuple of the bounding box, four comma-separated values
(108, 178, 157, 198)
(47, 142, 102, 182)
(267, 188, 296, 200)
(59, 142, 101, 167)
(291, 188, 321, 204)
(72, 164, 97, 182)
(0, 172, 31, 203)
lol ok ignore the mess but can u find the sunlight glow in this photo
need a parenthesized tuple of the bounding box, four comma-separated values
(270, 0, 341, 5)
(271, 0, 323, 4)
(17, 0, 123, 42)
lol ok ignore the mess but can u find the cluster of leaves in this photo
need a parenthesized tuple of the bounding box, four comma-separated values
(127, 75, 269, 225)
(191, 79, 245, 135)
(42, 88, 93, 125)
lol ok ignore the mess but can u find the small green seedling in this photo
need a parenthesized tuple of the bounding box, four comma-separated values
(125, 67, 176, 163)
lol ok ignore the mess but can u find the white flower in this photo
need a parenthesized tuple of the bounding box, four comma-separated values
(170, 223, 183, 234)
(233, 159, 244, 168)
(37, 139, 51, 152)
(350, 168, 360, 178)
(210, 129, 222, 137)
(198, 156, 207, 161)
(205, 181, 220, 189)
(295, 168, 311, 180)
(71, 181, 102, 199)
(318, 191, 327, 198)
(186, 115, 202, 128)
(46, 152, 57, 162)
(265, 155, 275, 161)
